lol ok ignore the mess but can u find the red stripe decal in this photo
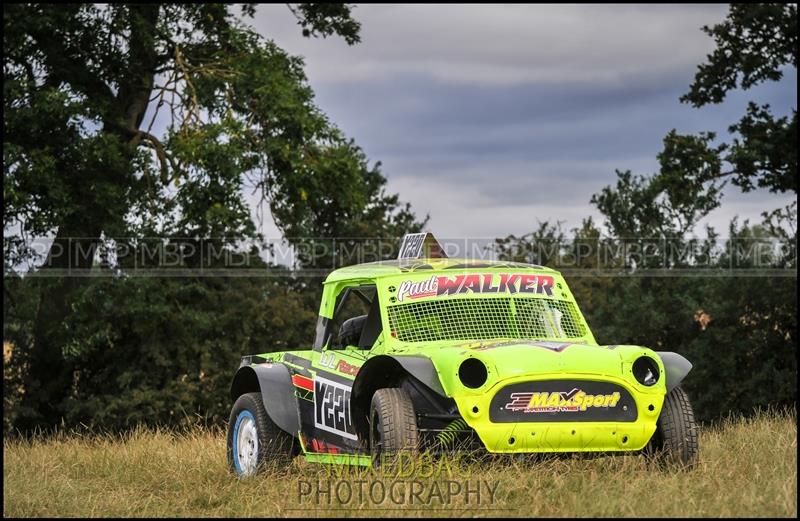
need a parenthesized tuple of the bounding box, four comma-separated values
(292, 374, 314, 391)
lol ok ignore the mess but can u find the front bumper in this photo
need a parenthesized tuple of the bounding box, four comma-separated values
(452, 373, 665, 453)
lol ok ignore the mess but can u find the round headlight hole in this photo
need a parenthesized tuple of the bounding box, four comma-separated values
(459, 358, 488, 389)
(632, 356, 660, 386)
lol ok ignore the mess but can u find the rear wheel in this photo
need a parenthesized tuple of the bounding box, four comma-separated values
(369, 388, 418, 468)
(227, 392, 294, 476)
(646, 386, 699, 468)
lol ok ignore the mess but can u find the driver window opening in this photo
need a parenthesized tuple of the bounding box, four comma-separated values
(326, 285, 381, 350)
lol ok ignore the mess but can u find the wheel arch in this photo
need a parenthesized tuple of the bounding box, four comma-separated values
(229, 363, 301, 437)
(351, 355, 447, 441)
(655, 351, 693, 393)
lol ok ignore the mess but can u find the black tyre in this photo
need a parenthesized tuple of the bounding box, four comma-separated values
(369, 388, 418, 467)
(646, 386, 699, 468)
(227, 392, 294, 476)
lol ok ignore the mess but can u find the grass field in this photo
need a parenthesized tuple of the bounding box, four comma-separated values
(3, 410, 796, 518)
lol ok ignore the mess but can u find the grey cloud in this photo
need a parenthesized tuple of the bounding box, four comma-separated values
(252, 4, 729, 86)
(242, 5, 796, 240)
(319, 70, 794, 167)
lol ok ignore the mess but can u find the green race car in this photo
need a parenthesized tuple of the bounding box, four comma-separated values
(227, 233, 698, 475)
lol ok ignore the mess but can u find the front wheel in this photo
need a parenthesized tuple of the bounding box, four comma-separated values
(227, 392, 294, 476)
(646, 386, 699, 468)
(369, 388, 419, 467)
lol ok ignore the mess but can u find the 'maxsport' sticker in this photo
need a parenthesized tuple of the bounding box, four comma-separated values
(504, 388, 621, 413)
(313, 376, 357, 440)
(397, 273, 554, 302)
(489, 379, 637, 423)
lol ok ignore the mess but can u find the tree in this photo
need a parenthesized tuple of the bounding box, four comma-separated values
(3, 4, 424, 429)
(3, 4, 411, 267)
(661, 3, 797, 195)
(590, 4, 797, 271)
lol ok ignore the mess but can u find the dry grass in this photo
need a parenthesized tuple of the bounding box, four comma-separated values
(3, 410, 796, 517)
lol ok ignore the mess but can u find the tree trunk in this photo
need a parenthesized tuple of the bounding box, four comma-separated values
(14, 5, 162, 431)
(16, 219, 101, 430)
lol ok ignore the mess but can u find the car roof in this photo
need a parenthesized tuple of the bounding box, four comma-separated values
(324, 258, 558, 284)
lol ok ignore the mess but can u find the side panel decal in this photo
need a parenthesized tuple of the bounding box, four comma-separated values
(313, 376, 357, 440)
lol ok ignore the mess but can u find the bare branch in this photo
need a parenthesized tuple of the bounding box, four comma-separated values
(131, 130, 179, 184)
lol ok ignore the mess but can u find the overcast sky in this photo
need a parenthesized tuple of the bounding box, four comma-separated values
(249, 4, 796, 240)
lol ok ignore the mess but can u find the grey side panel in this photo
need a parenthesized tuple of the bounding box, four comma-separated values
(656, 351, 693, 393)
(391, 355, 447, 396)
(231, 364, 301, 435)
(313, 316, 329, 351)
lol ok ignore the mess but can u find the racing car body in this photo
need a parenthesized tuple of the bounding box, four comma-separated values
(227, 234, 698, 475)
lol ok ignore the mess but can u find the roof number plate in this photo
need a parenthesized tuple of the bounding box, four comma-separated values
(398, 232, 447, 260)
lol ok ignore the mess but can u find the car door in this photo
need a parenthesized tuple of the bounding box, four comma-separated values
(303, 283, 381, 454)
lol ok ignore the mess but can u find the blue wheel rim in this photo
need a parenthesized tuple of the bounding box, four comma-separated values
(232, 410, 256, 475)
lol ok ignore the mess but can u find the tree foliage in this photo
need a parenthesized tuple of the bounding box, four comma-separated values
(658, 3, 798, 195)
(3, 4, 424, 431)
(3, 3, 416, 263)
(682, 4, 797, 107)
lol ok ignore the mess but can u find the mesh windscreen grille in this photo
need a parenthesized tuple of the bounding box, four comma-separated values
(387, 297, 586, 343)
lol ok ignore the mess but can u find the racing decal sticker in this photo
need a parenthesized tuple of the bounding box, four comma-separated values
(472, 340, 573, 352)
(292, 374, 314, 391)
(397, 275, 438, 301)
(336, 359, 360, 376)
(504, 388, 621, 413)
(319, 351, 336, 369)
(282, 352, 313, 370)
(490, 379, 638, 423)
(309, 438, 343, 455)
(398, 233, 427, 259)
(397, 232, 446, 260)
(444, 261, 542, 270)
(396, 273, 554, 302)
(317, 352, 361, 377)
(313, 376, 357, 440)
